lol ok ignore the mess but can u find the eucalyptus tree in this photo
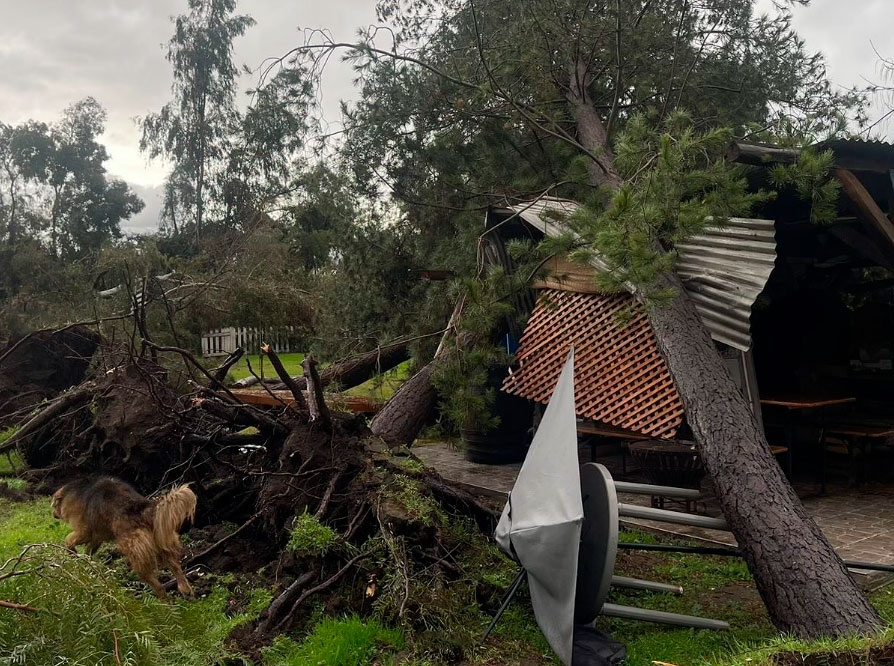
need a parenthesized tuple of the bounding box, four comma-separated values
(265, 0, 879, 637)
(140, 0, 255, 240)
(7, 100, 143, 259)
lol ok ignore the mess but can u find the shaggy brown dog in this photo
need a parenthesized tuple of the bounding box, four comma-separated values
(51, 477, 197, 599)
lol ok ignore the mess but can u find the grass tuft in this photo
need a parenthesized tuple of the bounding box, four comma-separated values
(286, 512, 339, 557)
(263, 615, 404, 666)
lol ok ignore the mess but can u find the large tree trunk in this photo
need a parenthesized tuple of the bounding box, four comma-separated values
(568, 59, 881, 637)
(369, 300, 465, 447)
(566, 59, 622, 190)
(318, 343, 410, 391)
(648, 275, 881, 636)
(369, 363, 437, 447)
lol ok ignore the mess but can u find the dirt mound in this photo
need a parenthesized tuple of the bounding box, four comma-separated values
(0, 325, 102, 422)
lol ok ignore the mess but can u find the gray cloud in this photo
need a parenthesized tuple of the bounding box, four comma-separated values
(760, 0, 894, 134)
(1, 0, 891, 195)
(121, 182, 165, 235)
(0, 0, 378, 187)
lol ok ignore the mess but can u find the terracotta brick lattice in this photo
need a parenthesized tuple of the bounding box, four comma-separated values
(502, 289, 683, 438)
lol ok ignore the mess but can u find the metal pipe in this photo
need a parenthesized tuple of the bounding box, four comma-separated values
(618, 543, 739, 557)
(613, 480, 702, 499)
(618, 543, 894, 574)
(618, 503, 729, 531)
(844, 561, 894, 573)
(481, 567, 526, 642)
(611, 575, 683, 595)
(601, 603, 729, 630)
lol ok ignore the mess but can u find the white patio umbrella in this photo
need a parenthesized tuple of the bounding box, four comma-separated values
(495, 348, 583, 665)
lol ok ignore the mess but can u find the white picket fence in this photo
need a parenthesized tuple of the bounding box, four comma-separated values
(201, 327, 301, 357)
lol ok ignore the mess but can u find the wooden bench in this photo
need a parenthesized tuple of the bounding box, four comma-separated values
(823, 423, 894, 485)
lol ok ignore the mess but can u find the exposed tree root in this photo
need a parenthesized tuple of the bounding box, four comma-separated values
(3, 343, 509, 661)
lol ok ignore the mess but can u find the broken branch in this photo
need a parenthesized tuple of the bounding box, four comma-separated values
(261, 344, 309, 410)
(0, 599, 42, 612)
(211, 348, 245, 383)
(302, 355, 331, 429)
(0, 387, 93, 454)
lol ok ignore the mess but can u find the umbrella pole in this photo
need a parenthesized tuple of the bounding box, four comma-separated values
(481, 567, 526, 642)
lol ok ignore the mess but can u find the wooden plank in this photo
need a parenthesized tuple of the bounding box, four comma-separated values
(531, 255, 601, 293)
(228, 389, 384, 414)
(760, 396, 856, 409)
(577, 420, 643, 439)
(835, 168, 894, 252)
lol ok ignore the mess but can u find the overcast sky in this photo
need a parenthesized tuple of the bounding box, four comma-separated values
(0, 0, 891, 233)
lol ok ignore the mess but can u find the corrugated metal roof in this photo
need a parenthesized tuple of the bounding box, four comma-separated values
(675, 218, 777, 350)
(815, 138, 894, 174)
(494, 198, 776, 351)
(502, 198, 618, 278)
(731, 138, 894, 172)
(502, 289, 684, 438)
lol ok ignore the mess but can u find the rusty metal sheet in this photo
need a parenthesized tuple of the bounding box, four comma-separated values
(502, 289, 684, 439)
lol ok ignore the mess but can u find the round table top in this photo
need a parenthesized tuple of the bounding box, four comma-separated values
(574, 462, 619, 625)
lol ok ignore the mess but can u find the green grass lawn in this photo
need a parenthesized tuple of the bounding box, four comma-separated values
(0, 489, 274, 666)
(223, 352, 306, 382)
(601, 529, 894, 666)
(600, 530, 771, 666)
(343, 360, 412, 401)
(220, 352, 411, 402)
(264, 616, 405, 666)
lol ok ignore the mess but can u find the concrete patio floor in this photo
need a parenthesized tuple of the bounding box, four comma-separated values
(414, 440, 894, 588)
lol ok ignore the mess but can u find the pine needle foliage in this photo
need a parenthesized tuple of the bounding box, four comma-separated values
(767, 148, 840, 225)
(0, 545, 267, 666)
(431, 266, 517, 434)
(569, 112, 771, 304)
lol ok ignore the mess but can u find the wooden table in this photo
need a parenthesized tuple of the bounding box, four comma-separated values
(760, 396, 857, 493)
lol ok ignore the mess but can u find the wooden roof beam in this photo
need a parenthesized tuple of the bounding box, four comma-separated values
(834, 167, 894, 253)
(727, 142, 801, 166)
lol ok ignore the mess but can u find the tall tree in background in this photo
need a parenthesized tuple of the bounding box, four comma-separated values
(0, 124, 25, 244)
(268, 0, 878, 637)
(223, 66, 312, 227)
(1, 99, 143, 259)
(140, 0, 255, 240)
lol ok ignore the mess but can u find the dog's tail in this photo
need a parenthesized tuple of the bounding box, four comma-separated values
(152, 485, 197, 553)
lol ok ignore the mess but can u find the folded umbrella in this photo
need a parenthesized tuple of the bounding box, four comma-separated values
(495, 348, 582, 665)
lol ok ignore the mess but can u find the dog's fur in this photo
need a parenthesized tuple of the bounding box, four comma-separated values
(51, 477, 197, 599)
